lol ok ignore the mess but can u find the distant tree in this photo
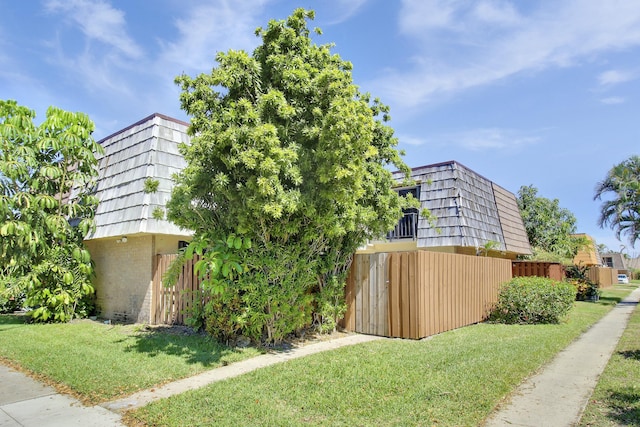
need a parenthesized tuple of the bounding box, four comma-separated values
(167, 9, 411, 343)
(517, 185, 585, 261)
(594, 155, 640, 247)
(0, 100, 102, 321)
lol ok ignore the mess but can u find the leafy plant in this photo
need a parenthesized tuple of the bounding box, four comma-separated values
(313, 274, 347, 333)
(489, 276, 576, 324)
(167, 9, 412, 344)
(152, 207, 165, 220)
(517, 185, 585, 259)
(565, 265, 599, 301)
(594, 155, 640, 247)
(0, 100, 102, 322)
(144, 178, 160, 193)
(182, 290, 206, 332)
(0, 289, 24, 313)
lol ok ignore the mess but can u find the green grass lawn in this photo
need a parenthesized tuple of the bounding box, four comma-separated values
(127, 285, 635, 427)
(0, 317, 261, 403)
(579, 282, 640, 426)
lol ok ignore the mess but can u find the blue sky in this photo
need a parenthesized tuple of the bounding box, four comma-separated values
(1, 0, 639, 254)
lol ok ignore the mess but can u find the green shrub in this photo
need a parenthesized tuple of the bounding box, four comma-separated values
(0, 293, 24, 313)
(143, 178, 160, 193)
(565, 265, 599, 301)
(489, 276, 576, 324)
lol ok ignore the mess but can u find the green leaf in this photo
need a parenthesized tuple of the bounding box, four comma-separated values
(234, 237, 242, 249)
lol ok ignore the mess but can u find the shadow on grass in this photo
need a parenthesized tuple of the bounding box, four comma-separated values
(0, 314, 28, 330)
(121, 327, 262, 367)
(618, 349, 640, 361)
(597, 296, 626, 306)
(606, 389, 640, 425)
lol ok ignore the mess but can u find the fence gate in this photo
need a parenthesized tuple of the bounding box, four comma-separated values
(151, 254, 202, 325)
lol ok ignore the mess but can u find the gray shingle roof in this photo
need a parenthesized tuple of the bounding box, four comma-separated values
(394, 161, 532, 256)
(86, 114, 192, 240)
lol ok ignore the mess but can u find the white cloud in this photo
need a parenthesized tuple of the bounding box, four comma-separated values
(44, 0, 142, 59)
(601, 96, 625, 105)
(376, 1, 640, 109)
(396, 134, 426, 146)
(598, 69, 637, 86)
(318, 0, 369, 25)
(159, 0, 270, 73)
(434, 128, 540, 152)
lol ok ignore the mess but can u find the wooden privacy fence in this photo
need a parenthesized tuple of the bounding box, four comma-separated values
(512, 261, 565, 281)
(342, 251, 513, 339)
(152, 250, 512, 336)
(151, 254, 201, 325)
(587, 266, 615, 289)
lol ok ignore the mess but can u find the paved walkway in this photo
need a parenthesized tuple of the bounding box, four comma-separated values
(1, 288, 638, 427)
(484, 286, 640, 427)
(0, 364, 123, 427)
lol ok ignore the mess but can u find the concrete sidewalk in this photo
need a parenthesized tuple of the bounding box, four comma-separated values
(484, 286, 640, 427)
(0, 364, 123, 427)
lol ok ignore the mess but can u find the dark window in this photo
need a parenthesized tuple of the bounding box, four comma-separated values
(387, 186, 420, 240)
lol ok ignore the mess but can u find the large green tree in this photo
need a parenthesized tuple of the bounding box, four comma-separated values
(167, 9, 411, 343)
(0, 100, 102, 321)
(517, 185, 584, 261)
(594, 155, 640, 247)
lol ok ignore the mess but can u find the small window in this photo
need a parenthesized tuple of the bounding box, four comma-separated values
(387, 186, 420, 240)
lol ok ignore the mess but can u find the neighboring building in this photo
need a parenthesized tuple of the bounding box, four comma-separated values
(360, 160, 532, 259)
(84, 114, 192, 323)
(572, 234, 601, 266)
(601, 252, 629, 275)
(601, 252, 626, 269)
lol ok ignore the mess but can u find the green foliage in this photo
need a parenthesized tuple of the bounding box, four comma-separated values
(182, 290, 205, 332)
(489, 276, 576, 324)
(167, 9, 411, 344)
(152, 207, 165, 220)
(313, 274, 348, 333)
(0, 290, 24, 313)
(517, 185, 584, 260)
(0, 100, 102, 322)
(565, 265, 599, 301)
(594, 155, 640, 247)
(144, 178, 160, 193)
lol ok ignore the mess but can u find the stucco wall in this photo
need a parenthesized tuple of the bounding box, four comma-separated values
(85, 234, 188, 323)
(85, 235, 153, 323)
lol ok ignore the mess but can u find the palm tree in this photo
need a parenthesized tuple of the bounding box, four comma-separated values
(594, 155, 640, 247)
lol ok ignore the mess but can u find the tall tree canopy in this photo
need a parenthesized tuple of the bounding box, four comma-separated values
(594, 155, 640, 247)
(0, 100, 102, 321)
(517, 185, 584, 261)
(167, 9, 411, 343)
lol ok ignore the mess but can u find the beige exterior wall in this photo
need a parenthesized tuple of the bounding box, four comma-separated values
(86, 234, 189, 324)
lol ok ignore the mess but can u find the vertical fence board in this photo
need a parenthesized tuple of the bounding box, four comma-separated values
(389, 253, 401, 337)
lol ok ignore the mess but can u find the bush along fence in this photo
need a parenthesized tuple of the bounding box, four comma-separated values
(152, 250, 512, 339)
(150, 251, 614, 338)
(512, 261, 616, 289)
